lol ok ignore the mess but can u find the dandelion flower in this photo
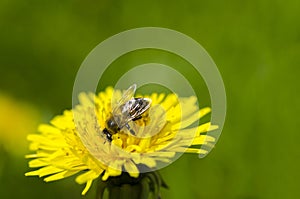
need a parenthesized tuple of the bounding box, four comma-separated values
(25, 86, 218, 196)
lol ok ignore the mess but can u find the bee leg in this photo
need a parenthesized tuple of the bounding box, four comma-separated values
(132, 115, 142, 121)
(106, 133, 113, 142)
(125, 123, 136, 135)
(103, 128, 112, 142)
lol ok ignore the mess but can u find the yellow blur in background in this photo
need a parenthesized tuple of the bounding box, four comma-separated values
(0, 93, 40, 156)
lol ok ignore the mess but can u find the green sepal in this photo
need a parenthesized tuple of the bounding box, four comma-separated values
(139, 176, 151, 199)
(96, 171, 168, 199)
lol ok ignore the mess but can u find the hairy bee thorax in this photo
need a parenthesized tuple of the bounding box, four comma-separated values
(105, 117, 119, 134)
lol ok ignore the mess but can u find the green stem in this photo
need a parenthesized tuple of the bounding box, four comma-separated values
(96, 171, 168, 199)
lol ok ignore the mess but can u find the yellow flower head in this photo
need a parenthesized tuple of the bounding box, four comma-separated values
(25, 86, 217, 195)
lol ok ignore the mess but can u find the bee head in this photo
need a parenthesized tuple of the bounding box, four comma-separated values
(106, 117, 119, 133)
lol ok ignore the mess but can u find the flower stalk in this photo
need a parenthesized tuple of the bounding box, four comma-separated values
(97, 171, 168, 199)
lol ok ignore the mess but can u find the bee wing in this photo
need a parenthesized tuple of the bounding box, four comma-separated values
(112, 84, 137, 113)
(116, 97, 152, 128)
(112, 84, 137, 128)
(133, 104, 167, 138)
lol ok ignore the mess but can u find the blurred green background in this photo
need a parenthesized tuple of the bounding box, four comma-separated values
(0, 0, 299, 198)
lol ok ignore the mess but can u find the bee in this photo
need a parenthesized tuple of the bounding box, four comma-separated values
(102, 84, 152, 142)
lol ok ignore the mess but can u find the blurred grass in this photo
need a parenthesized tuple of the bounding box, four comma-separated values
(0, 0, 299, 198)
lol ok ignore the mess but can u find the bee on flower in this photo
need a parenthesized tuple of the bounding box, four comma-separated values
(25, 85, 217, 197)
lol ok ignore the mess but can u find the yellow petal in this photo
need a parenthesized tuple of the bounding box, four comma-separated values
(44, 170, 80, 182)
(28, 159, 48, 167)
(138, 137, 151, 150)
(138, 156, 157, 168)
(192, 135, 215, 145)
(76, 170, 102, 184)
(148, 151, 176, 158)
(25, 166, 63, 177)
(81, 180, 93, 195)
(102, 166, 122, 181)
(38, 124, 61, 135)
(125, 145, 142, 152)
(195, 122, 218, 136)
(185, 148, 208, 154)
(124, 161, 139, 178)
